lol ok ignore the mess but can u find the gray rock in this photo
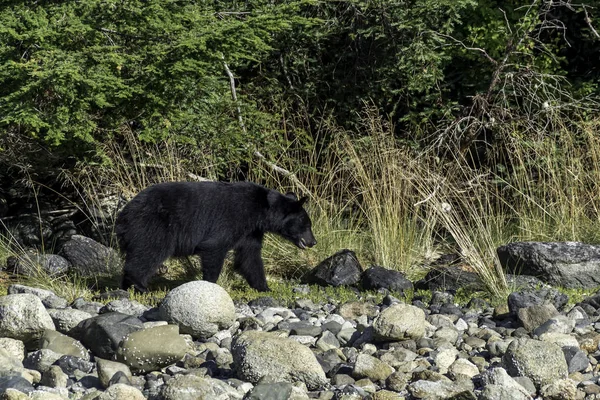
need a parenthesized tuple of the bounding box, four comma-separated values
(487, 339, 514, 357)
(507, 288, 568, 314)
(538, 332, 579, 348)
(117, 324, 191, 372)
(433, 347, 459, 372)
(24, 348, 63, 373)
(70, 312, 144, 359)
(577, 292, 600, 312)
(305, 249, 362, 287)
(337, 302, 378, 320)
(316, 349, 344, 375)
(7, 285, 67, 309)
(40, 365, 69, 388)
(416, 264, 485, 292)
(246, 382, 293, 400)
(433, 326, 459, 345)
(352, 353, 394, 382)
(7, 253, 70, 277)
(97, 383, 145, 399)
(448, 358, 479, 378)
(160, 374, 235, 400)
(0, 376, 35, 395)
(46, 308, 92, 334)
(479, 384, 531, 400)
(231, 331, 327, 390)
(512, 376, 536, 396)
(361, 266, 413, 292)
(532, 315, 575, 336)
(0, 348, 24, 378)
(96, 358, 132, 389)
(59, 235, 120, 276)
(315, 330, 340, 352)
(517, 304, 559, 332)
(55, 355, 94, 375)
(379, 348, 417, 369)
(539, 379, 578, 400)
(502, 338, 568, 387)
(498, 241, 600, 288)
(0, 338, 26, 362)
(373, 303, 426, 341)
(407, 380, 472, 399)
(159, 281, 235, 339)
(99, 299, 149, 318)
(72, 297, 104, 314)
(39, 329, 89, 360)
(480, 367, 532, 399)
(0, 293, 55, 347)
(279, 321, 322, 337)
(562, 346, 590, 373)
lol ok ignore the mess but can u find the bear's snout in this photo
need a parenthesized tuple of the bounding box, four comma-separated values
(298, 234, 317, 249)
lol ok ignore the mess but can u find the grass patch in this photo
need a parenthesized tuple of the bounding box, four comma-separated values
(558, 287, 600, 306)
(225, 279, 390, 307)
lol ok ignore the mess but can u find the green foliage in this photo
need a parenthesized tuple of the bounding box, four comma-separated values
(0, 0, 311, 170)
(247, 0, 479, 129)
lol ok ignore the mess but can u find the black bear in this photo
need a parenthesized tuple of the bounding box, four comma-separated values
(115, 181, 316, 292)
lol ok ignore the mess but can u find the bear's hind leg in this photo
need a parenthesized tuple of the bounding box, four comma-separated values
(233, 235, 269, 292)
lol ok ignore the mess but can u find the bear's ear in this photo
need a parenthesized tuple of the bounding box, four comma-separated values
(285, 192, 299, 201)
(298, 196, 308, 207)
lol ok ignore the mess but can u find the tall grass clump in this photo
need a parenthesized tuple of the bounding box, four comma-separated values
(413, 158, 510, 299)
(500, 118, 600, 243)
(337, 110, 438, 276)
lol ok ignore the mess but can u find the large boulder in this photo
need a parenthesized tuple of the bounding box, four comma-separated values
(304, 249, 362, 287)
(502, 338, 568, 388)
(498, 241, 600, 288)
(231, 331, 327, 390)
(361, 266, 413, 293)
(372, 303, 426, 341)
(0, 294, 55, 347)
(59, 235, 120, 276)
(158, 281, 235, 339)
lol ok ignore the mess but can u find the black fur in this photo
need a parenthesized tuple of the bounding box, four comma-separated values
(115, 181, 316, 292)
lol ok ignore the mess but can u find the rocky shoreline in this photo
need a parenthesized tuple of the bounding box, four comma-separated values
(1, 278, 600, 400)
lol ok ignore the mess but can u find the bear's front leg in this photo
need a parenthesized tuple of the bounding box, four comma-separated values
(233, 235, 270, 292)
(199, 248, 228, 284)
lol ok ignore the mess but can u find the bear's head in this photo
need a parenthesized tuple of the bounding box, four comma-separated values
(269, 192, 317, 249)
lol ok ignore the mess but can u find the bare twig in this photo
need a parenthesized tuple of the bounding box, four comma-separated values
(430, 31, 497, 65)
(583, 6, 600, 38)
